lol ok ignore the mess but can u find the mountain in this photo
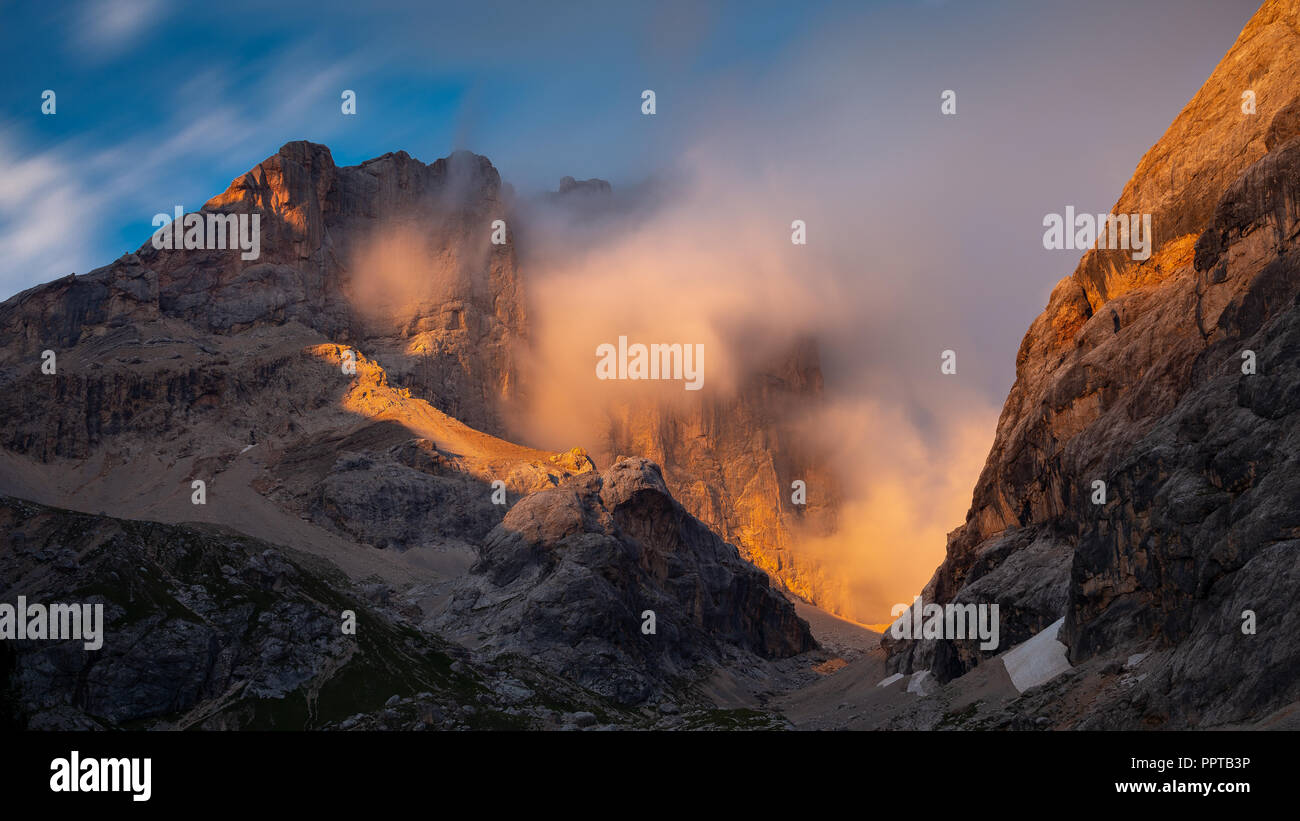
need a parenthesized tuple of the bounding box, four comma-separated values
(0, 139, 839, 611)
(0, 139, 826, 727)
(11, 0, 1296, 730)
(883, 0, 1300, 728)
(0, 142, 526, 439)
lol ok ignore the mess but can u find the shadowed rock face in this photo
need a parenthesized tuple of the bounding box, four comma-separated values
(887, 0, 1300, 727)
(0, 496, 512, 730)
(437, 457, 816, 704)
(0, 494, 691, 731)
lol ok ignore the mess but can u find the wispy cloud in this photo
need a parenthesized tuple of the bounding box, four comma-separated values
(75, 0, 167, 57)
(0, 134, 99, 293)
(0, 41, 364, 295)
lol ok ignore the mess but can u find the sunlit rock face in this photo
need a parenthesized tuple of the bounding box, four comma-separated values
(600, 336, 839, 608)
(0, 140, 526, 438)
(887, 0, 1300, 728)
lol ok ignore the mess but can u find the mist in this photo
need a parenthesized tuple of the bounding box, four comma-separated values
(504, 47, 1008, 626)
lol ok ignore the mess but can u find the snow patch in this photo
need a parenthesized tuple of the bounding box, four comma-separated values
(1124, 652, 1149, 670)
(876, 673, 904, 688)
(240, 444, 256, 454)
(1001, 617, 1072, 693)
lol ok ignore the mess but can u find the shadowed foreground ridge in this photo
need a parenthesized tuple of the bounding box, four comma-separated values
(0, 495, 593, 730)
(438, 457, 815, 703)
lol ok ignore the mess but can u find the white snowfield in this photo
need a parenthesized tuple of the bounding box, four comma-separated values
(1001, 617, 1072, 693)
(876, 673, 904, 688)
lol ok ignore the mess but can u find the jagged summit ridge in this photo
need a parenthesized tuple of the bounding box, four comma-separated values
(0, 140, 526, 437)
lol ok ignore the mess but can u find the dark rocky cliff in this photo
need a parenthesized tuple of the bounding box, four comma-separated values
(885, 0, 1300, 728)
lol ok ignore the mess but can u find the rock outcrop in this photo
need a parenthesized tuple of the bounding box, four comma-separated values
(436, 458, 816, 703)
(555, 176, 612, 197)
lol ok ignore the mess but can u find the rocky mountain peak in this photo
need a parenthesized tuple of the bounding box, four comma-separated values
(555, 175, 611, 196)
(0, 140, 527, 437)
